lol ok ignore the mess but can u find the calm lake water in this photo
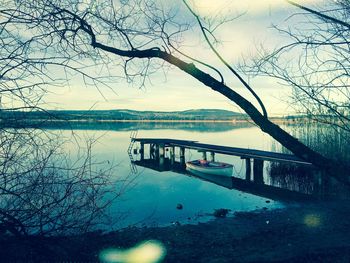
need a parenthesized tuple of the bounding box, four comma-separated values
(54, 121, 350, 232)
(58, 123, 291, 229)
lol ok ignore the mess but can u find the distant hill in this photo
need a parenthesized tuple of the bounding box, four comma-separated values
(0, 109, 247, 122)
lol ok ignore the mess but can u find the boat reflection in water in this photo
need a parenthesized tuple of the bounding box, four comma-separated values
(185, 168, 234, 189)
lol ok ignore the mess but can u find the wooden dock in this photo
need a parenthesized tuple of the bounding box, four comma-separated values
(132, 138, 311, 164)
(131, 138, 312, 183)
(128, 138, 330, 201)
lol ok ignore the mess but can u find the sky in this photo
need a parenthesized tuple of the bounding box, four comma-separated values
(43, 0, 318, 116)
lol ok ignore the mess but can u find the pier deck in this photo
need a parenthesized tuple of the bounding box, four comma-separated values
(132, 138, 312, 165)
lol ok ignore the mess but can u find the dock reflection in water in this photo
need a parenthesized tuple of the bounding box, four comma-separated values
(132, 157, 317, 203)
(130, 137, 350, 202)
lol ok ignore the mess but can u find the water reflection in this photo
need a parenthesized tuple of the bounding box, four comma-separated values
(56, 122, 350, 229)
(10, 121, 254, 133)
(130, 134, 350, 202)
(268, 162, 316, 195)
(132, 158, 315, 202)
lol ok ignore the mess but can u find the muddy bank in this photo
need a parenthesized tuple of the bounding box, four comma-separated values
(1, 202, 350, 262)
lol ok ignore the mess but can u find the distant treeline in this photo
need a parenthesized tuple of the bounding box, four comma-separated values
(3, 120, 255, 132)
(0, 109, 247, 122)
(0, 109, 314, 130)
(0, 109, 254, 132)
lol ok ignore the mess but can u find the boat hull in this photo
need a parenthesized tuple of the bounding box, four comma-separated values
(186, 160, 233, 177)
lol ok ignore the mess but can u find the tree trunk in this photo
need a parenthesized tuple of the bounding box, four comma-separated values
(91, 42, 349, 184)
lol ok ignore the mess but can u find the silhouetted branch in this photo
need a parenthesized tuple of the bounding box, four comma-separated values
(182, 0, 268, 118)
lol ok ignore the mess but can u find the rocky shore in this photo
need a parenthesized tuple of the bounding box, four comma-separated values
(1, 202, 350, 262)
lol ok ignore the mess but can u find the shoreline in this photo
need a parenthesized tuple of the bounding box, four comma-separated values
(0, 118, 303, 124)
(1, 201, 350, 262)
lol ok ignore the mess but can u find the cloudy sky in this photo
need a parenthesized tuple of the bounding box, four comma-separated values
(44, 0, 317, 116)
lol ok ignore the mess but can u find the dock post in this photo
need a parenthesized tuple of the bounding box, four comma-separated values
(140, 142, 144, 160)
(245, 158, 251, 181)
(180, 147, 185, 166)
(210, 152, 215, 162)
(170, 146, 175, 165)
(150, 143, 155, 159)
(253, 159, 264, 184)
(159, 143, 165, 168)
(202, 151, 207, 161)
(155, 144, 160, 161)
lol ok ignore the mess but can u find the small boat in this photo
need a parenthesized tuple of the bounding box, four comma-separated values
(186, 159, 233, 177)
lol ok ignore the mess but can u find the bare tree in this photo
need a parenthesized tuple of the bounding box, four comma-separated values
(0, 0, 349, 185)
(0, 128, 115, 236)
(0, 0, 128, 237)
(243, 1, 350, 133)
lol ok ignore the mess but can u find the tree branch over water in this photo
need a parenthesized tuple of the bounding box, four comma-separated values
(242, 0, 350, 134)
